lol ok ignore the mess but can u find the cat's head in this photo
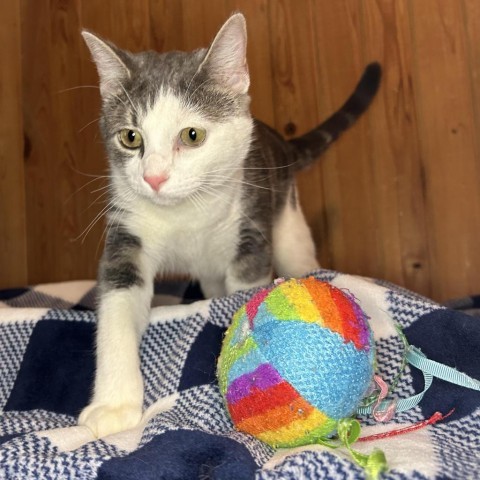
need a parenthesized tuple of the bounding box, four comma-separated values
(83, 13, 253, 206)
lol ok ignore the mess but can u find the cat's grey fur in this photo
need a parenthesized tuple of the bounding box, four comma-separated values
(78, 13, 381, 438)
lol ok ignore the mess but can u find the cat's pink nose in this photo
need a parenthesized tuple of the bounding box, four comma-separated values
(143, 174, 168, 191)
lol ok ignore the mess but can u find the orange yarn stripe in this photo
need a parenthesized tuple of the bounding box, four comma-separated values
(236, 395, 314, 435)
(302, 277, 344, 337)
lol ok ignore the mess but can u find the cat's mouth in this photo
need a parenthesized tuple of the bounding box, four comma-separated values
(141, 182, 193, 207)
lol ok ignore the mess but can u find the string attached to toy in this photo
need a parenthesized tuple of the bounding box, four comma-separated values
(347, 325, 480, 478)
(356, 326, 480, 418)
(315, 418, 388, 480)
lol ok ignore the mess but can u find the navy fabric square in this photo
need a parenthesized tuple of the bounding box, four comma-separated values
(179, 322, 225, 391)
(4, 320, 95, 417)
(0, 434, 18, 446)
(405, 309, 480, 422)
(0, 288, 29, 301)
(98, 429, 258, 480)
(181, 282, 204, 304)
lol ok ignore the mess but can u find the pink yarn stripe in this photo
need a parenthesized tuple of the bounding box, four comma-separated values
(246, 288, 271, 328)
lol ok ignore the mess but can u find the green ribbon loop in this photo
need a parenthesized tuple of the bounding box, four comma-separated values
(337, 419, 388, 480)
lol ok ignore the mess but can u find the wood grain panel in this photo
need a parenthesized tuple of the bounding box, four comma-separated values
(463, 0, 480, 171)
(267, 0, 330, 265)
(409, 0, 480, 301)
(0, 1, 27, 288)
(149, 0, 185, 52)
(181, 0, 228, 51)
(21, 0, 55, 284)
(49, 0, 99, 282)
(311, 0, 381, 275)
(227, 0, 276, 125)
(362, 0, 431, 296)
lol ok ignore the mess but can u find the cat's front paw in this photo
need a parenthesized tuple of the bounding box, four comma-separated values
(78, 402, 142, 438)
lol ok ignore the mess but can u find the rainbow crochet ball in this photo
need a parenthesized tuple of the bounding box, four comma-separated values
(217, 277, 375, 448)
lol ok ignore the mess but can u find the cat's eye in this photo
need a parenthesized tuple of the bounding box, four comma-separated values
(119, 129, 143, 149)
(179, 127, 206, 147)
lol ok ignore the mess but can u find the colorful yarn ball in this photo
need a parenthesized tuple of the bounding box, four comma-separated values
(217, 277, 375, 448)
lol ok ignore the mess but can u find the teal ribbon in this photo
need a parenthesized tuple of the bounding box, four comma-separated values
(357, 334, 480, 417)
(324, 327, 480, 479)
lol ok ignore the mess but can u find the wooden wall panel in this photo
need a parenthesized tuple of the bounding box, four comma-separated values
(0, 1, 27, 287)
(268, 0, 330, 264)
(2, 0, 479, 301)
(311, 1, 381, 275)
(409, 0, 480, 300)
(21, 0, 55, 284)
(228, 0, 276, 125)
(362, 0, 431, 296)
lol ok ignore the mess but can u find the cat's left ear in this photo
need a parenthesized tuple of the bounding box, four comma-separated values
(82, 30, 131, 99)
(200, 13, 250, 94)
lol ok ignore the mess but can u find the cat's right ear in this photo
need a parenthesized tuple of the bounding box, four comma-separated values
(199, 13, 250, 94)
(82, 30, 131, 99)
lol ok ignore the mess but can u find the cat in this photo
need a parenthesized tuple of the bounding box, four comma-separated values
(78, 13, 381, 438)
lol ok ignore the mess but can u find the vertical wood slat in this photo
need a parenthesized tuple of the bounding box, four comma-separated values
(409, 0, 480, 301)
(462, 0, 480, 184)
(0, 1, 27, 288)
(267, 0, 330, 265)
(311, 0, 381, 275)
(362, 0, 431, 296)
(226, 0, 276, 125)
(21, 0, 54, 285)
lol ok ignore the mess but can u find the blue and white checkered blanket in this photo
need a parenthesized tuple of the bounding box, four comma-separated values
(0, 270, 479, 479)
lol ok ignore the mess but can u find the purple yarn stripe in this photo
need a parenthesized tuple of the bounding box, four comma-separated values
(226, 363, 283, 404)
(348, 295, 371, 350)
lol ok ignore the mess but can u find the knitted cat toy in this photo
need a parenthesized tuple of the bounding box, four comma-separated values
(217, 277, 386, 478)
(217, 276, 480, 479)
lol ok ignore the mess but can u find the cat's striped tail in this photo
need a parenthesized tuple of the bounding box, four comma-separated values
(289, 62, 381, 171)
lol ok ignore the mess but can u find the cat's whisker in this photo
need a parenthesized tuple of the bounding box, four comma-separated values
(63, 176, 109, 205)
(189, 191, 207, 215)
(98, 189, 137, 251)
(89, 189, 112, 207)
(201, 174, 284, 194)
(78, 187, 138, 242)
(103, 202, 130, 245)
(118, 82, 140, 117)
(184, 77, 211, 105)
(72, 199, 116, 244)
(204, 161, 298, 173)
(196, 184, 271, 245)
(184, 65, 204, 104)
(66, 163, 110, 179)
(57, 85, 100, 94)
(90, 183, 112, 195)
(79, 116, 101, 133)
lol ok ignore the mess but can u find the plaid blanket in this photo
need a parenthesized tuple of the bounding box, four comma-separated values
(0, 270, 479, 479)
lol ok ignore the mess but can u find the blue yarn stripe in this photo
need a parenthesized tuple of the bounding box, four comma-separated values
(227, 345, 266, 385)
(252, 320, 373, 419)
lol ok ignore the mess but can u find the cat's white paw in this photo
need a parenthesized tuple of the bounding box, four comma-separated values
(78, 403, 142, 438)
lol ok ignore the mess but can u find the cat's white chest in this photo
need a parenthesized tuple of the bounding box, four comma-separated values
(124, 188, 242, 280)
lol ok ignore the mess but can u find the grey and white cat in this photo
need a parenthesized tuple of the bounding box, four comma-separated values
(78, 13, 381, 437)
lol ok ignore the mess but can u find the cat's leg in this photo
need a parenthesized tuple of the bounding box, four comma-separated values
(273, 190, 320, 278)
(199, 277, 226, 298)
(79, 228, 154, 438)
(225, 224, 273, 295)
